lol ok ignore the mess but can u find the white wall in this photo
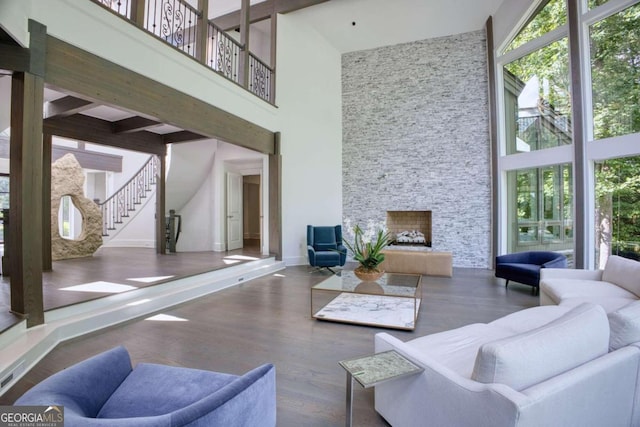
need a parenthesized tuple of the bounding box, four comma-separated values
(276, 14, 343, 265)
(165, 139, 217, 214)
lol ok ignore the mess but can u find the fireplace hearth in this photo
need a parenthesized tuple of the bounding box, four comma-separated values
(386, 211, 432, 247)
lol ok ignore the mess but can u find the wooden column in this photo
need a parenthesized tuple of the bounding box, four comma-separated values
(239, 0, 250, 88)
(155, 152, 167, 254)
(42, 133, 52, 271)
(9, 20, 46, 327)
(196, 0, 209, 64)
(269, 132, 282, 260)
(10, 71, 45, 326)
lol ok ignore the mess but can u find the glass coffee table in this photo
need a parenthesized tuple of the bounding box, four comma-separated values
(311, 270, 422, 330)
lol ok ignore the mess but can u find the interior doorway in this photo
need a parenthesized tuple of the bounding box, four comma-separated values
(243, 175, 261, 250)
(226, 171, 243, 251)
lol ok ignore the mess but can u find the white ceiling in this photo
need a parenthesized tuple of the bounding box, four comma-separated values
(292, 0, 505, 54)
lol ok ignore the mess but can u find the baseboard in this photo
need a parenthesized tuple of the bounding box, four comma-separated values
(101, 239, 155, 248)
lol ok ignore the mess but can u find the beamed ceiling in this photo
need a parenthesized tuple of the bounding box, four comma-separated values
(41, 87, 208, 155)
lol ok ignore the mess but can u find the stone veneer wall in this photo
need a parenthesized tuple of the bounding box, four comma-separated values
(342, 29, 491, 268)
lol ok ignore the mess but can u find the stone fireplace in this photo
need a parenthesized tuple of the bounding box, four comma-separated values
(386, 210, 432, 247)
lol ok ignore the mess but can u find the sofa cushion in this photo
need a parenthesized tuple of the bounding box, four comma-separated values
(471, 303, 609, 391)
(602, 255, 640, 297)
(98, 363, 237, 418)
(541, 278, 637, 303)
(559, 296, 636, 313)
(608, 300, 640, 351)
(488, 305, 573, 335)
(407, 323, 515, 378)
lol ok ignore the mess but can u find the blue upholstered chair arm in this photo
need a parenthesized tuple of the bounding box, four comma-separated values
(174, 364, 276, 426)
(307, 245, 317, 266)
(15, 346, 133, 418)
(337, 244, 347, 266)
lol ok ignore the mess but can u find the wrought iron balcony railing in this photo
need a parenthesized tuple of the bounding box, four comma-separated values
(99, 155, 159, 237)
(92, 0, 275, 104)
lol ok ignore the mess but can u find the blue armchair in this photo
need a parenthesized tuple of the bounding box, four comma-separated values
(15, 346, 276, 427)
(307, 225, 347, 273)
(495, 251, 567, 294)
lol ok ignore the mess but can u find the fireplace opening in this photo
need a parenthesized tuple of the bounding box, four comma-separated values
(386, 210, 432, 248)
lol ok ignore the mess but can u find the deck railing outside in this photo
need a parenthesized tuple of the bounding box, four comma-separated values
(91, 0, 274, 104)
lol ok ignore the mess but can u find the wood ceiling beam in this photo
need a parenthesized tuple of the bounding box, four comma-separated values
(44, 114, 166, 156)
(163, 131, 208, 144)
(45, 36, 274, 155)
(213, 0, 329, 31)
(113, 116, 162, 134)
(45, 95, 95, 119)
(0, 43, 30, 73)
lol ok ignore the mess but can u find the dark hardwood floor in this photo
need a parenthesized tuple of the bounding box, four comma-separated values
(0, 265, 539, 426)
(0, 244, 267, 332)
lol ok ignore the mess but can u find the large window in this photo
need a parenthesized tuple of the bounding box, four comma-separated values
(589, 2, 640, 139)
(595, 155, 640, 267)
(507, 165, 573, 259)
(504, 38, 572, 154)
(496, 0, 640, 268)
(506, 0, 567, 51)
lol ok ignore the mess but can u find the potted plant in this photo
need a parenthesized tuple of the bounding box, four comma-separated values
(343, 219, 391, 281)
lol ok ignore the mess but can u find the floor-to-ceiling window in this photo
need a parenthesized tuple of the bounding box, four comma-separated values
(496, 0, 640, 268)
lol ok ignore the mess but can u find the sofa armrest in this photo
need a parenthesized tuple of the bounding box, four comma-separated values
(540, 268, 603, 281)
(15, 346, 133, 417)
(374, 333, 530, 427)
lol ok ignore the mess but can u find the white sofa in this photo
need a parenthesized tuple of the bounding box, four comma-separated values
(374, 303, 640, 427)
(540, 255, 640, 313)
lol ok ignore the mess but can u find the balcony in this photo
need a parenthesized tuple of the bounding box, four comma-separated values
(91, 0, 274, 104)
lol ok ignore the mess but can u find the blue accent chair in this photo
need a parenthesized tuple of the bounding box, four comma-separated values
(307, 225, 347, 273)
(495, 251, 567, 295)
(15, 346, 276, 427)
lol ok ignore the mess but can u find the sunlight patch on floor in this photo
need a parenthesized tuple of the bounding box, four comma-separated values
(145, 314, 188, 322)
(59, 282, 137, 293)
(127, 275, 175, 283)
(224, 255, 259, 261)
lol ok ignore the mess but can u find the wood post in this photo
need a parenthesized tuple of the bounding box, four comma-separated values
(43, 133, 52, 272)
(130, 0, 147, 28)
(156, 152, 167, 254)
(270, 11, 277, 104)
(269, 132, 282, 260)
(10, 70, 45, 326)
(196, 0, 209, 64)
(239, 0, 251, 89)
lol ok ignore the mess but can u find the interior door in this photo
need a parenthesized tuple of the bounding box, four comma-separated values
(226, 172, 243, 250)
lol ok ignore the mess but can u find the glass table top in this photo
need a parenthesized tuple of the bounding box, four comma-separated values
(312, 270, 421, 298)
(339, 350, 424, 388)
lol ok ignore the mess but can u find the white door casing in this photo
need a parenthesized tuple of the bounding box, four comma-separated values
(226, 171, 243, 250)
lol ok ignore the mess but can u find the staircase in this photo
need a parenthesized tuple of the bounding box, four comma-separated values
(100, 155, 159, 237)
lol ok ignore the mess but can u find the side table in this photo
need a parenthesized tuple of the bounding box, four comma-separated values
(339, 350, 423, 427)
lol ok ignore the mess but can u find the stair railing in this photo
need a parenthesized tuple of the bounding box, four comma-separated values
(99, 155, 159, 236)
